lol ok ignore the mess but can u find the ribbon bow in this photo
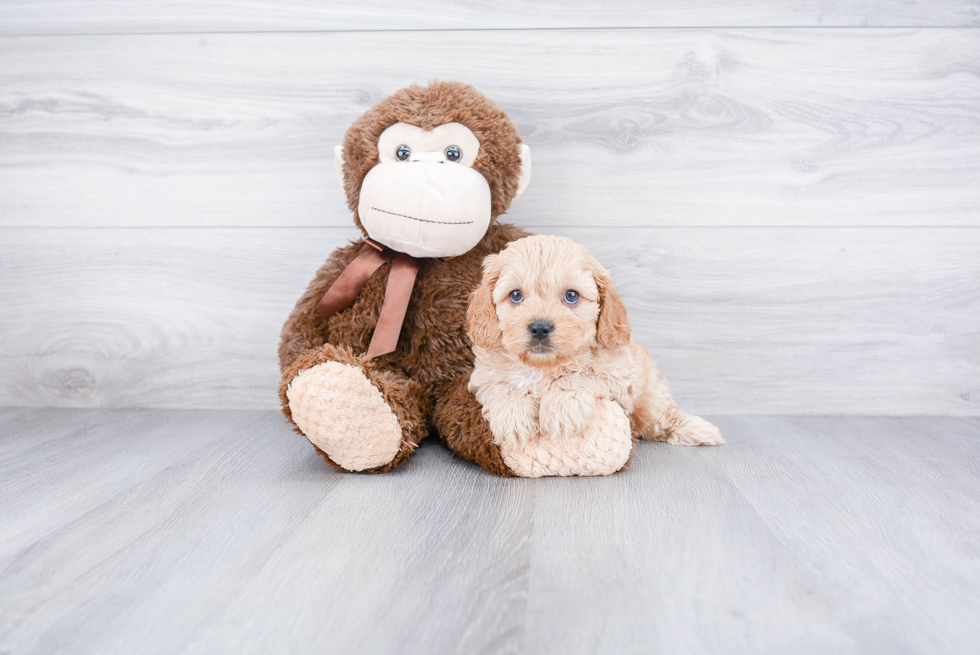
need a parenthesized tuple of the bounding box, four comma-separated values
(316, 239, 421, 359)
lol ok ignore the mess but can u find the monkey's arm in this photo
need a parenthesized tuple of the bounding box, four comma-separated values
(277, 239, 364, 374)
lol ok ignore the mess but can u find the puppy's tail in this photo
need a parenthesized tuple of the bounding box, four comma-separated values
(663, 412, 724, 447)
(630, 343, 724, 446)
(634, 403, 724, 446)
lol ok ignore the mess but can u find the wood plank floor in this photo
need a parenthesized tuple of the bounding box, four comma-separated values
(1, 409, 977, 654)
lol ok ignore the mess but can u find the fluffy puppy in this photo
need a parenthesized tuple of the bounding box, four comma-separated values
(466, 234, 723, 477)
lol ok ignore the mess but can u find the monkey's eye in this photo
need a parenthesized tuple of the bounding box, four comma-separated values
(563, 290, 580, 305)
(509, 289, 523, 304)
(395, 145, 411, 161)
(444, 145, 462, 162)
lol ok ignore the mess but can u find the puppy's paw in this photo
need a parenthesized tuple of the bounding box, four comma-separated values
(539, 391, 596, 437)
(667, 414, 725, 447)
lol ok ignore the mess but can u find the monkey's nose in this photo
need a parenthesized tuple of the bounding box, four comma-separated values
(528, 321, 554, 341)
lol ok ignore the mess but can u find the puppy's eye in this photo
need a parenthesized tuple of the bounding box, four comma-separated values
(564, 290, 580, 305)
(395, 145, 411, 161)
(509, 289, 523, 304)
(444, 145, 462, 162)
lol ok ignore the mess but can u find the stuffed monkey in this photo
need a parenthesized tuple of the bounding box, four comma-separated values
(278, 81, 531, 474)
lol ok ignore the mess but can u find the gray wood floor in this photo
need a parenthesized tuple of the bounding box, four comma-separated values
(1, 409, 978, 654)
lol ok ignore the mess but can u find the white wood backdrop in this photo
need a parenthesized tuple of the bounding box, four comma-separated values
(1, 3, 978, 415)
(2, 1, 978, 33)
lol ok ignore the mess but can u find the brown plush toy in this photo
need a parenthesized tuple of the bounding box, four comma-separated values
(278, 81, 532, 474)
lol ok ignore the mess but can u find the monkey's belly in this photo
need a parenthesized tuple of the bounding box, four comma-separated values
(499, 398, 633, 477)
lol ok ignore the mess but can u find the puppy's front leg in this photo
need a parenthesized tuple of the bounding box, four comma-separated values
(470, 376, 539, 445)
(539, 387, 596, 438)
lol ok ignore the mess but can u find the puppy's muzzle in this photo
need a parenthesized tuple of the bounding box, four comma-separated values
(528, 321, 554, 342)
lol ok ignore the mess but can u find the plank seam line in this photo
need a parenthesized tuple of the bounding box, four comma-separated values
(2, 25, 979, 38)
(4, 225, 980, 231)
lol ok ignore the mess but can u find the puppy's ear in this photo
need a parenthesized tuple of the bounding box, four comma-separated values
(467, 254, 502, 350)
(594, 265, 631, 348)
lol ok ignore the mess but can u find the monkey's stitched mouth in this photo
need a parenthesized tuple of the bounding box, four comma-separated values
(371, 207, 473, 226)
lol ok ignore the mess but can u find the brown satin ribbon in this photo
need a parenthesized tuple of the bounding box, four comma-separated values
(316, 240, 421, 359)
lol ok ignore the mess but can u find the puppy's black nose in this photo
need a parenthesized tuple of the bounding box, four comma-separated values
(528, 321, 554, 341)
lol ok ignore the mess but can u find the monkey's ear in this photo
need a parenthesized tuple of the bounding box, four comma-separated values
(514, 144, 531, 200)
(467, 254, 502, 350)
(333, 145, 345, 189)
(594, 265, 631, 349)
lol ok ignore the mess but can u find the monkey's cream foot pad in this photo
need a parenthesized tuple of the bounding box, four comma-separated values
(286, 361, 403, 471)
(499, 398, 633, 477)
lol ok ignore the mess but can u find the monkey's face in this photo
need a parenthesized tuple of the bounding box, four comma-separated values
(337, 82, 531, 257)
(350, 122, 493, 258)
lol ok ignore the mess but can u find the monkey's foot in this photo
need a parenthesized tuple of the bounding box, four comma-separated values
(286, 361, 404, 471)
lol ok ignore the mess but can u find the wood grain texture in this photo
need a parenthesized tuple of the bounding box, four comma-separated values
(1, 0, 978, 34)
(716, 416, 980, 654)
(2, 29, 979, 228)
(525, 414, 980, 654)
(1, 227, 977, 415)
(1, 409, 978, 653)
(0, 408, 533, 655)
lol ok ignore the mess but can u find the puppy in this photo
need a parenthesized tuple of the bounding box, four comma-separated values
(467, 234, 723, 477)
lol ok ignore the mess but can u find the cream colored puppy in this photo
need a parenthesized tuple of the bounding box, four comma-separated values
(467, 234, 723, 477)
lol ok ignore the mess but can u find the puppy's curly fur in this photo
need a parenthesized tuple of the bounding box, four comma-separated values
(465, 235, 723, 477)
